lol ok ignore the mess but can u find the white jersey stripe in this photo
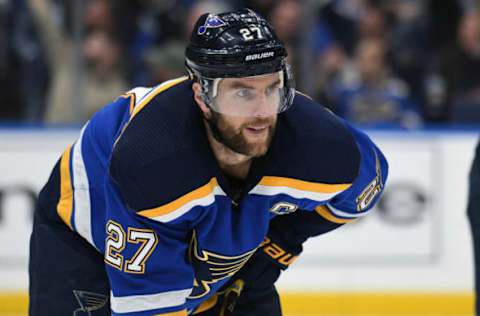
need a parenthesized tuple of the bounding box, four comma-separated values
(327, 204, 371, 218)
(110, 289, 192, 313)
(130, 78, 188, 117)
(72, 123, 95, 248)
(149, 186, 226, 223)
(249, 185, 340, 202)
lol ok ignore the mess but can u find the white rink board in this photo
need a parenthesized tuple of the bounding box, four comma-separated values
(0, 129, 477, 293)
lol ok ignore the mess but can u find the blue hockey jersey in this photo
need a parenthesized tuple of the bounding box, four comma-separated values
(51, 77, 388, 315)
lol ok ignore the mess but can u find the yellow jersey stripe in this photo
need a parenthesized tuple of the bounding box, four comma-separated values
(116, 92, 136, 114)
(131, 76, 189, 119)
(127, 93, 136, 114)
(259, 176, 351, 194)
(192, 294, 218, 314)
(153, 310, 187, 316)
(315, 205, 356, 224)
(112, 92, 136, 148)
(56, 145, 74, 229)
(138, 178, 219, 218)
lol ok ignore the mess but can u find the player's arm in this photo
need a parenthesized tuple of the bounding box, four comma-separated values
(261, 121, 388, 268)
(314, 122, 388, 225)
(107, 155, 211, 316)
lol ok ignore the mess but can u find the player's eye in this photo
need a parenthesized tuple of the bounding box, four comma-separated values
(236, 89, 254, 99)
(265, 83, 280, 96)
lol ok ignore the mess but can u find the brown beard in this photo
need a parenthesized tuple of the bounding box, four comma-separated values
(208, 112, 276, 157)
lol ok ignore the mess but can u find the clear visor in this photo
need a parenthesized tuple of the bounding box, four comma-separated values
(205, 71, 288, 117)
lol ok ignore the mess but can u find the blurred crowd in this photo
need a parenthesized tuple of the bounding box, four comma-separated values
(1, 0, 480, 127)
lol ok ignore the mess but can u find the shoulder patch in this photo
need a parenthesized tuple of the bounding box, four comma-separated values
(355, 151, 383, 211)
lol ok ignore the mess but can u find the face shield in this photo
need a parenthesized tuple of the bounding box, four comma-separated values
(196, 66, 294, 117)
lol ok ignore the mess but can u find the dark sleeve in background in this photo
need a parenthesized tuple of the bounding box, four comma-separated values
(468, 139, 480, 223)
(467, 138, 480, 316)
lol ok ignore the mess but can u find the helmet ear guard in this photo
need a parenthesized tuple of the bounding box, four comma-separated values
(186, 62, 218, 106)
(282, 63, 296, 112)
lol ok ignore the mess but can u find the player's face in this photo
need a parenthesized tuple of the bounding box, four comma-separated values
(210, 73, 280, 157)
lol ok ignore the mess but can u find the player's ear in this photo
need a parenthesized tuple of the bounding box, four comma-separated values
(192, 82, 212, 119)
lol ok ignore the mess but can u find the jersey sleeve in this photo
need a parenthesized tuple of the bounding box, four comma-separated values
(315, 122, 388, 224)
(105, 210, 193, 316)
(107, 146, 213, 315)
(107, 140, 209, 315)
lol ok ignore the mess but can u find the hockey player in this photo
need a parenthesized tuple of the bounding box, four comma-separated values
(29, 9, 388, 316)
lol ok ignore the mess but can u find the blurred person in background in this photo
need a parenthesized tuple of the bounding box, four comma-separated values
(0, 0, 49, 122)
(312, 27, 347, 106)
(315, 0, 388, 109)
(239, 0, 276, 17)
(434, 11, 480, 123)
(28, 0, 127, 124)
(143, 1, 234, 85)
(109, 0, 189, 86)
(383, 0, 430, 113)
(318, 0, 381, 57)
(112, 0, 232, 86)
(83, 0, 114, 31)
(268, 0, 304, 86)
(268, 0, 304, 57)
(329, 37, 422, 128)
(358, 2, 388, 40)
(382, 0, 475, 123)
(140, 0, 232, 85)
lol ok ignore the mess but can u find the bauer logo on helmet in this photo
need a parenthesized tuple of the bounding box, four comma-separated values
(245, 51, 274, 61)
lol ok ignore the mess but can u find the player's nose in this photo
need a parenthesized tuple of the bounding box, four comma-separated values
(252, 94, 275, 118)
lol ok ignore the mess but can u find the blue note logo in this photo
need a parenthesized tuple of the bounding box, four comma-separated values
(198, 14, 227, 35)
(188, 231, 255, 299)
(73, 290, 108, 316)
